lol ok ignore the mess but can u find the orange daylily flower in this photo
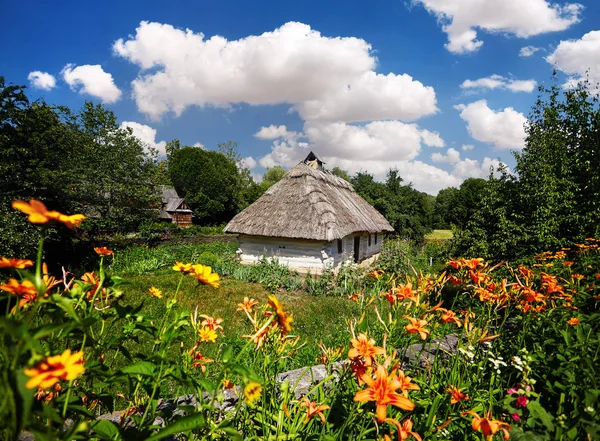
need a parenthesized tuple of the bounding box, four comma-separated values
(93, 247, 114, 256)
(446, 385, 470, 404)
(348, 333, 385, 366)
(396, 370, 420, 396)
(237, 296, 259, 313)
(242, 321, 271, 349)
(300, 397, 330, 424)
(567, 317, 580, 326)
(187, 347, 214, 373)
(395, 282, 418, 301)
(447, 274, 463, 285)
(385, 417, 423, 441)
(199, 314, 224, 331)
(0, 257, 34, 269)
(24, 349, 85, 389)
(222, 378, 234, 389)
(191, 264, 220, 288)
(403, 316, 430, 340)
(354, 364, 415, 422)
(446, 259, 464, 271)
(369, 269, 385, 279)
(463, 411, 510, 440)
(267, 295, 293, 336)
(440, 309, 462, 327)
(348, 292, 364, 303)
(382, 291, 397, 306)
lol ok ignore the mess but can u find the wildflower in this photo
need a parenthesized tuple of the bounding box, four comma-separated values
(572, 273, 585, 280)
(463, 410, 510, 441)
(199, 314, 224, 332)
(348, 292, 364, 303)
(198, 326, 218, 342)
(300, 397, 330, 423)
(242, 321, 271, 349)
(515, 396, 528, 408)
(440, 309, 462, 327)
(382, 291, 397, 305)
(35, 383, 62, 402)
(236, 296, 258, 313)
(403, 316, 430, 340)
(0, 257, 34, 269)
(267, 295, 293, 336)
(446, 260, 464, 271)
(316, 341, 344, 365)
(24, 350, 85, 389)
(191, 264, 220, 288)
(0, 279, 38, 309)
(188, 348, 214, 373)
(354, 364, 415, 422)
(562, 261, 575, 266)
(222, 378, 234, 389)
(511, 413, 520, 421)
(172, 261, 193, 273)
(385, 417, 423, 441)
(395, 282, 418, 301)
(369, 269, 385, 279)
(447, 274, 462, 285)
(446, 385, 470, 404)
(148, 287, 162, 299)
(567, 317, 580, 326)
(396, 370, 420, 395)
(13, 200, 86, 229)
(348, 333, 385, 366)
(244, 381, 262, 405)
(93, 247, 114, 256)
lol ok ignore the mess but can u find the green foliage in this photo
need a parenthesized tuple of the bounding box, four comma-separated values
(0, 77, 161, 258)
(435, 178, 487, 229)
(352, 169, 434, 242)
(452, 78, 600, 261)
(167, 146, 240, 224)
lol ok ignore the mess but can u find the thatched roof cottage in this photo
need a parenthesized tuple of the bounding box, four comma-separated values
(224, 152, 393, 273)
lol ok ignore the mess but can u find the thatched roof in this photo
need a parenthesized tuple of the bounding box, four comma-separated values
(224, 156, 394, 241)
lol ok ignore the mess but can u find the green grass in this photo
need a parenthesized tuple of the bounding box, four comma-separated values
(424, 229, 453, 240)
(117, 270, 361, 370)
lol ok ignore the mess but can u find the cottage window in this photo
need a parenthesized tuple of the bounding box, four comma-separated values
(337, 239, 343, 254)
(375, 233, 378, 244)
(368, 234, 371, 246)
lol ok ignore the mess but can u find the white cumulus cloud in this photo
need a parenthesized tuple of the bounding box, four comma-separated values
(520, 46, 541, 57)
(455, 100, 527, 149)
(113, 21, 437, 121)
(254, 125, 299, 140)
(120, 121, 167, 156)
(546, 30, 600, 87)
(462, 144, 475, 151)
(27, 71, 56, 91)
(461, 74, 536, 93)
(432, 147, 461, 164)
(413, 0, 583, 54)
(241, 156, 257, 169)
(62, 64, 122, 103)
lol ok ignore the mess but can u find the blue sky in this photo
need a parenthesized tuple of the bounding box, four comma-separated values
(2, 0, 599, 194)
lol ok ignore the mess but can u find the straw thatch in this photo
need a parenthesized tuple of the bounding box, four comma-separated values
(224, 158, 394, 241)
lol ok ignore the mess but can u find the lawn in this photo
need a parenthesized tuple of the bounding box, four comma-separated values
(118, 270, 362, 369)
(424, 229, 453, 240)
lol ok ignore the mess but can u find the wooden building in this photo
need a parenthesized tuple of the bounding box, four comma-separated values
(159, 187, 193, 227)
(224, 152, 393, 273)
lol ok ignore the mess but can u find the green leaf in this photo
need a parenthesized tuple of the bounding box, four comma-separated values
(528, 400, 555, 431)
(92, 420, 122, 440)
(145, 413, 206, 441)
(120, 361, 156, 376)
(51, 294, 82, 324)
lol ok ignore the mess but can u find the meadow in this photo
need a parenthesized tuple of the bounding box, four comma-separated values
(1, 203, 599, 441)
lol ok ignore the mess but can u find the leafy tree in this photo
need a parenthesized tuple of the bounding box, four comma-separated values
(260, 166, 287, 192)
(167, 146, 240, 224)
(453, 77, 600, 260)
(435, 178, 486, 229)
(330, 166, 351, 182)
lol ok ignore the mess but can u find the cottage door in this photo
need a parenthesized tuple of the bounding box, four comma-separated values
(353, 236, 360, 263)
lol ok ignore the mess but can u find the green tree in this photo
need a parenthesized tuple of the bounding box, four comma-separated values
(167, 146, 240, 224)
(330, 166, 351, 182)
(260, 166, 287, 192)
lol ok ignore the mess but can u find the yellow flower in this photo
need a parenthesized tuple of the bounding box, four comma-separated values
(12, 200, 85, 229)
(191, 264, 220, 288)
(172, 261, 193, 273)
(0, 279, 38, 309)
(149, 287, 162, 299)
(198, 326, 218, 342)
(244, 381, 262, 404)
(0, 257, 34, 269)
(24, 350, 85, 389)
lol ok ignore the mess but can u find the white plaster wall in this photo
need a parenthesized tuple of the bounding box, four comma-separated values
(237, 235, 328, 273)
